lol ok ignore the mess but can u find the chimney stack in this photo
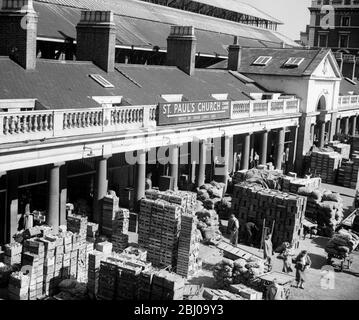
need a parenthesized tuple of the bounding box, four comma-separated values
(76, 11, 116, 72)
(228, 36, 242, 72)
(342, 54, 356, 80)
(0, 0, 38, 70)
(334, 52, 343, 73)
(167, 26, 197, 76)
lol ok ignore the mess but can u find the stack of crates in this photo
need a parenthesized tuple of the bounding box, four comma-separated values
(112, 208, 130, 253)
(232, 183, 307, 248)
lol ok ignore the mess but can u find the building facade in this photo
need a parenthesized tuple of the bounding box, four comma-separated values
(1, 0, 359, 246)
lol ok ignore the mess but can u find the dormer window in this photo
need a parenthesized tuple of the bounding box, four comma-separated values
(284, 57, 304, 68)
(252, 56, 272, 66)
(89, 74, 114, 88)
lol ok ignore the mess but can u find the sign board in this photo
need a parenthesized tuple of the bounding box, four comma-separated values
(158, 100, 231, 125)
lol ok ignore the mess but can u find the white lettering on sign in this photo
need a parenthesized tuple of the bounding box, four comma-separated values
(158, 100, 230, 125)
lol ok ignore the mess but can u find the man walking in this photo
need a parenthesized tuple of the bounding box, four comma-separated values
(227, 214, 239, 246)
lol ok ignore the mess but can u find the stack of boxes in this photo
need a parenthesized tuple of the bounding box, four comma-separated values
(232, 183, 307, 248)
(328, 142, 351, 159)
(8, 272, 30, 300)
(336, 157, 359, 189)
(3, 243, 22, 266)
(281, 177, 322, 193)
(309, 151, 342, 184)
(145, 189, 197, 214)
(112, 208, 130, 253)
(97, 259, 118, 300)
(119, 187, 135, 210)
(22, 251, 44, 300)
(87, 251, 106, 298)
(102, 193, 120, 236)
(116, 263, 142, 300)
(137, 270, 153, 300)
(151, 270, 185, 300)
(176, 214, 202, 278)
(66, 215, 88, 282)
(86, 222, 99, 243)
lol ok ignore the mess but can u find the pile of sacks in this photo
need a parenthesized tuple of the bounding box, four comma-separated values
(213, 257, 265, 290)
(232, 169, 283, 190)
(197, 181, 226, 210)
(325, 229, 359, 257)
(297, 187, 344, 236)
(196, 210, 221, 244)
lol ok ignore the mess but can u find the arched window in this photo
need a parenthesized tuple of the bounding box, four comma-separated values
(317, 95, 327, 111)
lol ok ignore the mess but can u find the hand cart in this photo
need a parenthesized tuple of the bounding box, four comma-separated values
(255, 271, 295, 300)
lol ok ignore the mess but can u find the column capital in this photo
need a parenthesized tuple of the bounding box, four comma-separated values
(53, 162, 65, 168)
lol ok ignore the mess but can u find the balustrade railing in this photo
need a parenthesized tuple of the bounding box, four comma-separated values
(338, 95, 359, 110)
(231, 98, 300, 119)
(1, 99, 299, 144)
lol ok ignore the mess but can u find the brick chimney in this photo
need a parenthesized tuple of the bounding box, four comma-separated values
(76, 11, 116, 72)
(167, 26, 197, 76)
(334, 52, 343, 73)
(342, 54, 356, 80)
(0, 0, 38, 70)
(228, 36, 242, 71)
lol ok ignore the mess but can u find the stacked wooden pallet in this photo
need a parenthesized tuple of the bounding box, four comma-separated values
(151, 270, 185, 300)
(232, 183, 307, 248)
(176, 214, 202, 278)
(112, 208, 130, 253)
(310, 151, 342, 184)
(337, 157, 359, 189)
(138, 199, 181, 269)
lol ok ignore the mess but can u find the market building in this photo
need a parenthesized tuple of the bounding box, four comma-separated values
(0, 1, 304, 244)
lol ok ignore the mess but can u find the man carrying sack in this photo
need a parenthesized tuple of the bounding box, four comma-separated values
(227, 214, 239, 246)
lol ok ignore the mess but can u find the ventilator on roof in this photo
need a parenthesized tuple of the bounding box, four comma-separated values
(284, 57, 305, 68)
(90, 74, 115, 88)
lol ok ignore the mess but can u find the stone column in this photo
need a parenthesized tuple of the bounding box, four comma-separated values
(241, 133, 251, 170)
(260, 131, 268, 165)
(197, 140, 207, 187)
(59, 164, 67, 226)
(344, 117, 350, 135)
(275, 128, 285, 170)
(6, 171, 18, 243)
(336, 118, 341, 135)
(352, 116, 357, 137)
(48, 163, 64, 232)
(136, 149, 146, 205)
(288, 126, 299, 173)
(170, 145, 179, 191)
(222, 135, 231, 189)
(93, 156, 110, 225)
(319, 121, 326, 148)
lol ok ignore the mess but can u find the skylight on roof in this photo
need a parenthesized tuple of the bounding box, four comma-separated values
(90, 74, 115, 88)
(252, 56, 272, 66)
(284, 57, 305, 68)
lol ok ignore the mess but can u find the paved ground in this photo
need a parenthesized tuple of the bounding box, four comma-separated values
(192, 235, 359, 300)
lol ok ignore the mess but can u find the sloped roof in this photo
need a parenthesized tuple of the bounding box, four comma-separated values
(190, 0, 283, 24)
(340, 78, 359, 95)
(209, 47, 331, 77)
(0, 57, 264, 109)
(33, 0, 299, 57)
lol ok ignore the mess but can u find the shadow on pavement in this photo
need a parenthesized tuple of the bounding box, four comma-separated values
(310, 237, 330, 249)
(308, 253, 327, 270)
